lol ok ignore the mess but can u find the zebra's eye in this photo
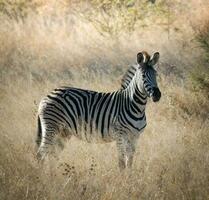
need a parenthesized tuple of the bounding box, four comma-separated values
(142, 74, 146, 80)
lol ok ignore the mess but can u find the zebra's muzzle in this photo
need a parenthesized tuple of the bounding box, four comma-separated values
(152, 87, 161, 102)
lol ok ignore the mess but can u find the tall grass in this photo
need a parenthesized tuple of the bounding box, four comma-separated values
(0, 0, 209, 200)
(190, 21, 209, 99)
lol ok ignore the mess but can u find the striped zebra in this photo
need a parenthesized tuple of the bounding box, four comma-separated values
(36, 51, 161, 170)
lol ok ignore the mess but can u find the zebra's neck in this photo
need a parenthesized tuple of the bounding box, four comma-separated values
(122, 73, 147, 118)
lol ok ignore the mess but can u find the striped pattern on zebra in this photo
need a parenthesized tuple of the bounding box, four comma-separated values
(36, 51, 161, 170)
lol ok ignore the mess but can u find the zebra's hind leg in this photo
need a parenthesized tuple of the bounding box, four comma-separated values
(37, 121, 58, 161)
(54, 126, 71, 153)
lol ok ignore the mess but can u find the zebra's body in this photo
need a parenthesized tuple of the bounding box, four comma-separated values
(36, 51, 161, 170)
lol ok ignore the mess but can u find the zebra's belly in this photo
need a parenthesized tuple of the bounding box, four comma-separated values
(71, 125, 116, 144)
(69, 118, 146, 143)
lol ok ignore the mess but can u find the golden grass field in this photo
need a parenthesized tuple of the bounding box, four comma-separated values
(0, 0, 209, 199)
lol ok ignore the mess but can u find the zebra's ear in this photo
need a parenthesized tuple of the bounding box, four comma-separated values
(149, 52, 160, 66)
(137, 52, 144, 64)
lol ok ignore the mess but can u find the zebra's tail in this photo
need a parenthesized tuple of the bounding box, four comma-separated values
(36, 115, 42, 148)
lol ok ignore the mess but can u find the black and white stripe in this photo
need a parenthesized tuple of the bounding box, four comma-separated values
(36, 51, 161, 170)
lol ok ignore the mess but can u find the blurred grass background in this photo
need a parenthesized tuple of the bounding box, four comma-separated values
(0, 0, 209, 199)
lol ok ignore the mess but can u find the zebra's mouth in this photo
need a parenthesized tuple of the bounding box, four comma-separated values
(151, 87, 161, 102)
(152, 95, 161, 102)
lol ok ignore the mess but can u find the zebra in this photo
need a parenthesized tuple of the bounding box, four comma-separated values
(36, 51, 161, 170)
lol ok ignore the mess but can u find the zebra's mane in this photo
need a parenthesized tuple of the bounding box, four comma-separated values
(121, 64, 138, 89)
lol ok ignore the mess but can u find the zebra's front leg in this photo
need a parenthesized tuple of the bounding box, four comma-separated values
(117, 148, 126, 170)
(116, 136, 127, 171)
(116, 135, 137, 170)
(126, 139, 136, 168)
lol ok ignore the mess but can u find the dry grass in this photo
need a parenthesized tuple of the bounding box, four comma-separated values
(0, 1, 209, 200)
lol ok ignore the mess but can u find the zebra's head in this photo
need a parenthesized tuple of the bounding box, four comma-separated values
(137, 51, 161, 102)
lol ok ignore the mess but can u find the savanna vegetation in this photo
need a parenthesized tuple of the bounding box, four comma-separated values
(0, 0, 209, 199)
